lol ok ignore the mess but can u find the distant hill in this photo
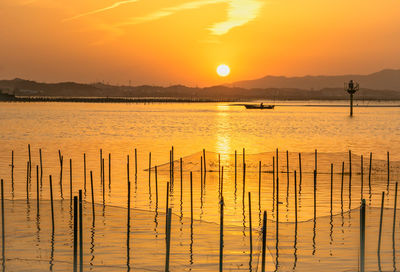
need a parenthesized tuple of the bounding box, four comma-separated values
(230, 69, 400, 90)
(1, 76, 400, 101)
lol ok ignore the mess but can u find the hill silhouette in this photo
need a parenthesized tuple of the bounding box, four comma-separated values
(230, 69, 400, 90)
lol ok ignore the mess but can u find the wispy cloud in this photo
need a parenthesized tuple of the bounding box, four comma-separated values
(63, 0, 140, 22)
(64, 0, 263, 35)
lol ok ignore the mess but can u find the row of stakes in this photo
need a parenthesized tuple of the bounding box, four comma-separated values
(1, 146, 396, 271)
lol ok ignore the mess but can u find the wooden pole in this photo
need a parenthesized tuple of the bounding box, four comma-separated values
(248, 192, 253, 255)
(261, 210, 267, 272)
(360, 199, 365, 272)
(49, 175, 55, 231)
(79, 190, 83, 272)
(294, 170, 297, 224)
(73, 196, 78, 272)
(108, 153, 111, 187)
(83, 153, 86, 196)
(218, 154, 221, 192)
(219, 197, 224, 272)
(70, 159, 73, 202)
(276, 175, 279, 240)
(90, 171, 95, 221)
(171, 146, 174, 185)
(200, 156, 203, 191)
(378, 191, 385, 254)
(165, 208, 172, 272)
(39, 148, 43, 187)
(127, 180, 131, 267)
(221, 166, 224, 199)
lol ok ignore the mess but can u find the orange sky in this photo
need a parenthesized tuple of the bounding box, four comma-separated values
(1, 0, 400, 86)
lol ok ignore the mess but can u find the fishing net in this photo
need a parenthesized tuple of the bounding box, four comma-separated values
(1, 199, 262, 271)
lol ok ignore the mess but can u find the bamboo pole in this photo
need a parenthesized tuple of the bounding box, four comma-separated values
(368, 153, 372, 195)
(155, 166, 159, 205)
(79, 190, 83, 272)
(313, 170, 317, 220)
(39, 148, 43, 187)
(286, 150, 289, 196)
(149, 152, 152, 195)
(180, 158, 183, 203)
(26, 161, 29, 202)
(83, 153, 86, 196)
(273, 156, 275, 201)
(1, 179, 5, 263)
(298, 153, 302, 186)
(360, 155, 363, 200)
(243, 163, 246, 201)
(108, 153, 111, 187)
(378, 191, 385, 254)
(341, 162, 344, 207)
(70, 159, 73, 202)
(261, 210, 267, 272)
(100, 149, 102, 184)
(349, 150, 352, 207)
(393, 182, 398, 241)
(59, 151, 63, 199)
(102, 158, 105, 204)
(135, 148, 137, 182)
(219, 197, 224, 272)
(248, 192, 253, 255)
(330, 164, 333, 214)
(314, 149, 317, 177)
(28, 144, 32, 178)
(165, 208, 172, 272)
(294, 170, 298, 224)
(11, 151, 14, 192)
(235, 150, 237, 188)
(166, 182, 169, 236)
(258, 161, 261, 206)
(73, 196, 78, 272)
(360, 199, 365, 272)
(387, 151, 390, 190)
(203, 149, 206, 174)
(36, 165, 40, 215)
(49, 175, 54, 231)
(190, 172, 193, 223)
(90, 171, 95, 221)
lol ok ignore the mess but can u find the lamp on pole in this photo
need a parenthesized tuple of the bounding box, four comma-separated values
(345, 80, 359, 117)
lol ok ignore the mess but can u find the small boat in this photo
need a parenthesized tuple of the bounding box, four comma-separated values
(244, 104, 275, 109)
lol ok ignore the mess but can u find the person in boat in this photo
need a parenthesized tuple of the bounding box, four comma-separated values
(260, 102, 264, 108)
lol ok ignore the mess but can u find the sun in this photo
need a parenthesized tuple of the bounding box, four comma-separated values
(217, 64, 230, 77)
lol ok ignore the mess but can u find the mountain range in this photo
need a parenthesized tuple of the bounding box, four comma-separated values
(1, 69, 400, 101)
(230, 69, 400, 90)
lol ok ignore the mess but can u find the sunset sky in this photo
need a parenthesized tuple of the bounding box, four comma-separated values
(1, 0, 400, 86)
